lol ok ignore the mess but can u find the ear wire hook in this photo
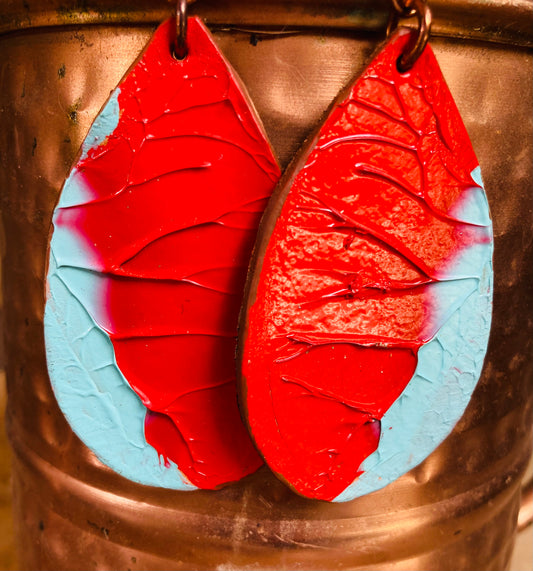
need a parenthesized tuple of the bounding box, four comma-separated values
(174, 0, 188, 60)
(388, 0, 432, 72)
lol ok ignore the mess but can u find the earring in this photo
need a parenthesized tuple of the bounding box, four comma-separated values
(238, 0, 493, 501)
(44, 0, 280, 490)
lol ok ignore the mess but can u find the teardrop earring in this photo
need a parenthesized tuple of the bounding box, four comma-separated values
(238, 0, 493, 502)
(44, 1, 281, 490)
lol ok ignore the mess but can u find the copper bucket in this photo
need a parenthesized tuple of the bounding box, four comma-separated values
(0, 1, 532, 569)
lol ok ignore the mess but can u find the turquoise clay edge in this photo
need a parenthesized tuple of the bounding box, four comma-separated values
(44, 89, 194, 491)
(335, 166, 493, 502)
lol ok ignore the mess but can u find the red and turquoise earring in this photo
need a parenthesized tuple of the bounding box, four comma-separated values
(44, 1, 280, 490)
(238, 0, 493, 501)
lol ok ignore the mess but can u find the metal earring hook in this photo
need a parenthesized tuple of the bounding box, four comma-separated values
(388, 0, 432, 73)
(174, 0, 188, 60)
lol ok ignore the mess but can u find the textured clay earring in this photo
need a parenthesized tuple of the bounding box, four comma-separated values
(238, 0, 493, 501)
(44, 1, 281, 490)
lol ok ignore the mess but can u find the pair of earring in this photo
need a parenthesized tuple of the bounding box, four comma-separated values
(44, 0, 493, 502)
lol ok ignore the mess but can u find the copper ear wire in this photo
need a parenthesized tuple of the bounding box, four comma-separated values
(173, 0, 188, 59)
(388, 0, 432, 72)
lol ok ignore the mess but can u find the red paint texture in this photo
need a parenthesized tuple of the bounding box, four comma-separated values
(241, 31, 491, 500)
(58, 18, 281, 488)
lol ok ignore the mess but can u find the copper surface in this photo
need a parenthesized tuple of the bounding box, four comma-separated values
(0, 0, 532, 47)
(0, 1, 532, 569)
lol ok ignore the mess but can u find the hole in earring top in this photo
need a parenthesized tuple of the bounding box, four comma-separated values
(173, 0, 188, 60)
(388, 0, 432, 72)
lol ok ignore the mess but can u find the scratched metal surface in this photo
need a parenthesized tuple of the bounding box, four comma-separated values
(0, 1, 532, 569)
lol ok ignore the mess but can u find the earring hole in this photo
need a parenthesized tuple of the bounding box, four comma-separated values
(396, 54, 409, 74)
(172, 46, 188, 61)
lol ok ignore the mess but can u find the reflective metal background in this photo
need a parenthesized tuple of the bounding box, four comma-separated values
(0, 1, 532, 569)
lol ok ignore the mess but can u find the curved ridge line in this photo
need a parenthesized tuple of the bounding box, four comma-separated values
(297, 282, 433, 308)
(304, 267, 430, 288)
(353, 166, 488, 229)
(110, 331, 237, 341)
(58, 163, 211, 210)
(118, 226, 252, 271)
(139, 132, 278, 179)
(280, 375, 374, 416)
(317, 134, 417, 153)
(163, 378, 234, 411)
(53, 263, 238, 292)
(286, 331, 422, 349)
(362, 73, 422, 136)
(285, 220, 429, 280)
(134, 85, 278, 181)
(298, 190, 437, 280)
(339, 96, 421, 139)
